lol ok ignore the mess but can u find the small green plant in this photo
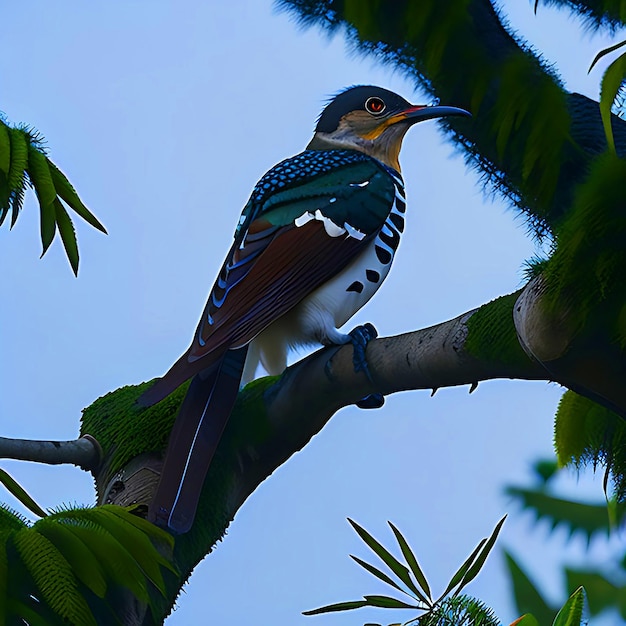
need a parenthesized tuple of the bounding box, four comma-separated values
(304, 516, 506, 625)
(0, 117, 106, 274)
(0, 466, 176, 624)
(504, 458, 626, 624)
(304, 515, 587, 626)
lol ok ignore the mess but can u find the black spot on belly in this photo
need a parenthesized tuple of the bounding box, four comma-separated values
(347, 281, 364, 293)
(395, 198, 406, 214)
(379, 227, 400, 251)
(389, 212, 404, 233)
(375, 245, 392, 264)
(366, 269, 380, 283)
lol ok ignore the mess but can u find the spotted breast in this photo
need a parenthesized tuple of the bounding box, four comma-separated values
(240, 154, 405, 383)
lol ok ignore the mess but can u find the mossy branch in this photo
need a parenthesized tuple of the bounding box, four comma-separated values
(2, 283, 623, 622)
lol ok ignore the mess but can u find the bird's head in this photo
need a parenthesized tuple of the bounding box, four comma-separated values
(307, 86, 470, 171)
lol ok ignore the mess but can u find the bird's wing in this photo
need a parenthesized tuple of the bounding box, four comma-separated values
(140, 152, 396, 405)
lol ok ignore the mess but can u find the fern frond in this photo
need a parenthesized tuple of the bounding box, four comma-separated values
(6, 127, 28, 228)
(419, 594, 499, 626)
(506, 486, 622, 542)
(13, 527, 97, 626)
(555, 390, 626, 502)
(35, 517, 109, 599)
(0, 117, 106, 272)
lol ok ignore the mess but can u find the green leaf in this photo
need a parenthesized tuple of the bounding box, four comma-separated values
(39, 200, 57, 257)
(362, 595, 418, 609)
(0, 124, 10, 222)
(503, 549, 556, 625)
(101, 505, 175, 553)
(350, 554, 417, 600)
(35, 518, 108, 599)
(0, 467, 47, 518)
(598, 50, 626, 152)
(440, 538, 487, 599)
(13, 528, 97, 626)
(589, 38, 626, 73)
(8, 597, 63, 626)
(348, 519, 421, 602)
(0, 122, 10, 176)
(27, 144, 57, 208)
(552, 587, 586, 626)
(47, 159, 107, 234)
(7, 128, 28, 227)
(53, 199, 79, 275)
(453, 515, 506, 595)
(565, 567, 623, 617)
(388, 521, 432, 601)
(65, 520, 150, 603)
(54, 506, 173, 595)
(532, 459, 559, 484)
(506, 486, 616, 541)
(0, 537, 7, 626)
(302, 599, 368, 615)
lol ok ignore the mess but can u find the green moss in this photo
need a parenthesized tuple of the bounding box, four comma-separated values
(80, 373, 284, 616)
(80, 380, 190, 482)
(464, 291, 528, 366)
(555, 390, 626, 501)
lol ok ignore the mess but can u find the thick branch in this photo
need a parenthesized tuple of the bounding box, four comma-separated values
(228, 305, 548, 511)
(87, 295, 550, 622)
(514, 276, 626, 417)
(0, 435, 101, 470)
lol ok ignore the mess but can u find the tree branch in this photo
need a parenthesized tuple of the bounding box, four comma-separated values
(84, 292, 554, 622)
(0, 435, 101, 470)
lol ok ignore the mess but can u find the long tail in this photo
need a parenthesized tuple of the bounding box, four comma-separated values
(148, 346, 248, 534)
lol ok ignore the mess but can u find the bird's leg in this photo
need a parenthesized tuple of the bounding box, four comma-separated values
(347, 323, 385, 409)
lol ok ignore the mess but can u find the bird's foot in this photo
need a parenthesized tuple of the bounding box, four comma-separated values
(348, 322, 377, 380)
(348, 323, 385, 410)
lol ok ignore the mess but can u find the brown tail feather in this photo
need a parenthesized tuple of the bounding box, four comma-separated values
(148, 346, 248, 533)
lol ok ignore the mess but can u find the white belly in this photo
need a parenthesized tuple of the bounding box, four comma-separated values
(242, 177, 406, 383)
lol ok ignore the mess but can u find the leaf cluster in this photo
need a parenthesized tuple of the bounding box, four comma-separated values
(303, 516, 506, 625)
(305, 515, 589, 626)
(0, 502, 176, 625)
(504, 459, 626, 623)
(555, 390, 626, 501)
(0, 118, 106, 274)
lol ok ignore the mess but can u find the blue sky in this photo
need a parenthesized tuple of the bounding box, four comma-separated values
(0, 1, 621, 624)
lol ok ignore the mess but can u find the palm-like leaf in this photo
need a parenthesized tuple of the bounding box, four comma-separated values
(588, 38, 626, 152)
(552, 587, 586, 626)
(506, 486, 623, 542)
(348, 518, 429, 604)
(0, 119, 106, 274)
(0, 503, 177, 624)
(0, 467, 47, 518)
(304, 518, 505, 623)
(503, 549, 556, 625)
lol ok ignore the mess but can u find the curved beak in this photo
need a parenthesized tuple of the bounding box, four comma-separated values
(389, 104, 471, 125)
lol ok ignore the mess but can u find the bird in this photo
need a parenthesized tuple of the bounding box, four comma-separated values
(139, 86, 470, 533)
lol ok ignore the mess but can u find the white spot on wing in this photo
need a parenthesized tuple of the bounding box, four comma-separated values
(295, 211, 314, 227)
(344, 222, 366, 240)
(350, 180, 370, 188)
(315, 209, 346, 237)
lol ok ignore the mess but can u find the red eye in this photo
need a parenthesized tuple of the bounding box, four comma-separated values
(365, 96, 386, 115)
